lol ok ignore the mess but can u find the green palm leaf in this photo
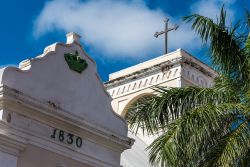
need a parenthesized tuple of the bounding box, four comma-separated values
(184, 7, 250, 90)
(147, 103, 246, 167)
(128, 80, 239, 135)
(200, 119, 250, 167)
(127, 6, 250, 167)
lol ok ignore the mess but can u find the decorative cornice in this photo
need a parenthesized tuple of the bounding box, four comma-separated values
(182, 59, 214, 78)
(105, 57, 216, 89)
(105, 58, 181, 88)
(0, 85, 134, 151)
(0, 127, 26, 156)
(111, 76, 180, 99)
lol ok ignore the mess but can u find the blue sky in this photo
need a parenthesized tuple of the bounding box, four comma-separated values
(0, 0, 249, 81)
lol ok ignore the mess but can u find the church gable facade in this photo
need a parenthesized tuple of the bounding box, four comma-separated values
(0, 32, 133, 167)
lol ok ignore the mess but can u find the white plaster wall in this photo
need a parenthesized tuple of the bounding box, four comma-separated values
(182, 64, 214, 87)
(8, 111, 120, 164)
(0, 33, 132, 167)
(17, 145, 93, 167)
(0, 42, 127, 137)
(121, 131, 152, 167)
(0, 151, 17, 167)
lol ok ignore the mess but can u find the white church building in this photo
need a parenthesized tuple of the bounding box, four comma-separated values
(105, 46, 217, 167)
(0, 32, 217, 167)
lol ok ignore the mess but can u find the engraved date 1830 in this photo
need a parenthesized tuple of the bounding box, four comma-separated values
(51, 128, 82, 148)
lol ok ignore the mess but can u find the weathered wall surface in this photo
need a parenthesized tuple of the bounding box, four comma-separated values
(0, 32, 133, 167)
(17, 145, 93, 167)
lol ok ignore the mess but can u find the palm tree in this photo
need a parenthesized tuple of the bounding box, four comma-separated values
(127, 7, 250, 167)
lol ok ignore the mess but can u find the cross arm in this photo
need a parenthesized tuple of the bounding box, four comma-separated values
(154, 31, 165, 38)
(166, 24, 179, 32)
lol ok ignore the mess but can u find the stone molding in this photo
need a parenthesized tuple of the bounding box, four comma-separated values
(105, 57, 181, 88)
(106, 65, 214, 99)
(0, 85, 134, 167)
(105, 57, 216, 89)
(105, 54, 217, 99)
(0, 85, 133, 150)
(0, 126, 26, 156)
(109, 75, 180, 99)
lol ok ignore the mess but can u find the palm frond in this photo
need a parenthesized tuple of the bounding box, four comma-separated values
(127, 7, 250, 167)
(246, 33, 250, 53)
(237, 149, 250, 167)
(127, 85, 239, 135)
(246, 10, 250, 29)
(146, 103, 246, 167)
(200, 119, 250, 167)
(184, 7, 249, 88)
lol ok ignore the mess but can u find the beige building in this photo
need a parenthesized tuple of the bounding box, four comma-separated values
(0, 32, 134, 167)
(105, 48, 217, 166)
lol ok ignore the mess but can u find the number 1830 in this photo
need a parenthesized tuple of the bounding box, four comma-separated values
(51, 128, 82, 148)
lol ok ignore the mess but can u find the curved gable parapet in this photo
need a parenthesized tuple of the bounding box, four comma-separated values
(0, 33, 128, 137)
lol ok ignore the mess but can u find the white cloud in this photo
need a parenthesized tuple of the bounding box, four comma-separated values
(191, 0, 236, 22)
(33, 0, 236, 59)
(34, 0, 201, 58)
